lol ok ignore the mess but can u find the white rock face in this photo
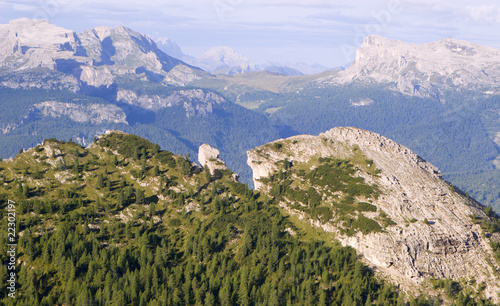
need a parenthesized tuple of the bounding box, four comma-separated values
(323, 35, 500, 97)
(163, 64, 207, 86)
(0, 18, 86, 70)
(0, 70, 80, 92)
(78, 25, 168, 74)
(189, 47, 255, 74)
(198, 144, 228, 175)
(79, 66, 115, 87)
(247, 127, 500, 301)
(34, 101, 128, 124)
(0, 18, 206, 88)
(198, 144, 238, 181)
(117, 88, 226, 116)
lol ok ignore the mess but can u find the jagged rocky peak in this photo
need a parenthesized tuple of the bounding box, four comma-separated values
(0, 18, 208, 89)
(247, 127, 500, 301)
(326, 35, 500, 97)
(0, 18, 86, 69)
(78, 24, 179, 73)
(199, 144, 239, 181)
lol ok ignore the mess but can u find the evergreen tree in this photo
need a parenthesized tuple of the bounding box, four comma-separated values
(205, 166, 212, 182)
(152, 144, 160, 155)
(117, 191, 125, 209)
(74, 157, 79, 174)
(136, 189, 145, 204)
(134, 146, 140, 160)
(97, 174, 105, 189)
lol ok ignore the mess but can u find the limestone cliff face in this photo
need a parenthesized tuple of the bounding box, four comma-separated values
(79, 66, 115, 87)
(247, 127, 500, 301)
(0, 18, 86, 70)
(162, 64, 208, 86)
(0, 18, 208, 90)
(0, 70, 80, 92)
(34, 101, 128, 125)
(322, 35, 500, 98)
(117, 88, 226, 116)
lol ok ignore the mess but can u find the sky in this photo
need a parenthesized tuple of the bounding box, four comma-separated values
(1, 0, 500, 67)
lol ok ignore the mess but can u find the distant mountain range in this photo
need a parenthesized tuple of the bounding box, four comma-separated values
(154, 37, 332, 76)
(0, 18, 499, 212)
(0, 18, 208, 89)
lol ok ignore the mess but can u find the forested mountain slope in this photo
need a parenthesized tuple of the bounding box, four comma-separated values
(0, 132, 498, 304)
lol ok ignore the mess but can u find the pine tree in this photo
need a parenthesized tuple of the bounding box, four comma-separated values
(16, 182, 23, 195)
(141, 161, 147, 176)
(136, 189, 145, 204)
(23, 184, 29, 198)
(117, 191, 125, 209)
(238, 268, 250, 306)
(125, 186, 133, 201)
(205, 166, 212, 182)
(485, 205, 493, 217)
(219, 277, 232, 306)
(111, 289, 126, 306)
(131, 146, 138, 160)
(74, 158, 79, 174)
(152, 144, 160, 155)
(98, 174, 105, 189)
(75, 284, 91, 306)
(319, 290, 327, 306)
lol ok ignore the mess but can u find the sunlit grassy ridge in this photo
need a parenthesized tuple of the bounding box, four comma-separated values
(0, 132, 413, 305)
(0, 132, 496, 304)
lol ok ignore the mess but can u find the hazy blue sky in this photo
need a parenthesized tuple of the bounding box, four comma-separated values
(1, 0, 500, 67)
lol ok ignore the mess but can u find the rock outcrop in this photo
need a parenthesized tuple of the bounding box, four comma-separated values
(247, 127, 500, 301)
(117, 88, 226, 116)
(198, 144, 228, 174)
(34, 101, 128, 124)
(198, 144, 239, 182)
(79, 66, 115, 87)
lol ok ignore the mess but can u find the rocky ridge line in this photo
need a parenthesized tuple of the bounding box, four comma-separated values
(247, 127, 500, 301)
